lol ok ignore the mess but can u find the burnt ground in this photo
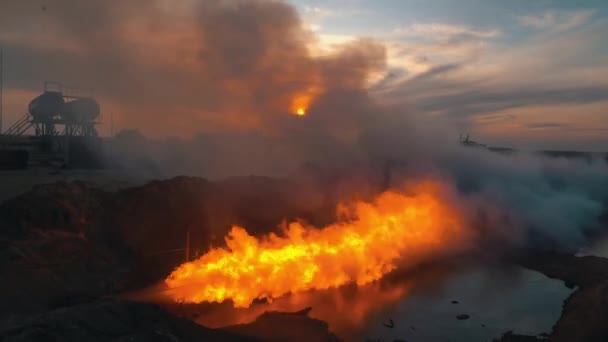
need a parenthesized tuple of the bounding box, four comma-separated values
(0, 176, 607, 341)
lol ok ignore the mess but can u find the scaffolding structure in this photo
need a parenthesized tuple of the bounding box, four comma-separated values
(4, 82, 100, 138)
(1, 82, 102, 167)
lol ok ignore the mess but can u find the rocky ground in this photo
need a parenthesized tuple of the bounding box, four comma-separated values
(0, 299, 341, 342)
(517, 253, 608, 342)
(0, 176, 607, 341)
(0, 300, 259, 342)
(487, 252, 608, 342)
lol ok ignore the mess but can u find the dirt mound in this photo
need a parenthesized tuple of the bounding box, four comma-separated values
(224, 308, 341, 342)
(0, 181, 111, 237)
(0, 300, 259, 342)
(0, 228, 132, 318)
(0, 181, 130, 318)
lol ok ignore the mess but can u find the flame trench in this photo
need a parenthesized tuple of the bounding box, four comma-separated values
(165, 181, 468, 307)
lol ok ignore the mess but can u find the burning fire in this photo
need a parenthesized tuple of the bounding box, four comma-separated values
(289, 84, 322, 117)
(290, 93, 310, 117)
(165, 180, 470, 307)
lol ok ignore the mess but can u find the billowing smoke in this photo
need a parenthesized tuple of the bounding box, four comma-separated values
(1, 0, 607, 251)
(0, 0, 385, 135)
(438, 149, 608, 250)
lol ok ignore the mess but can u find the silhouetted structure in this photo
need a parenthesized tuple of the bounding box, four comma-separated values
(0, 82, 103, 169)
(459, 133, 487, 148)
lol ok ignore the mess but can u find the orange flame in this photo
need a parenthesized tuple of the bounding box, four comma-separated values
(289, 84, 322, 117)
(290, 94, 311, 117)
(165, 180, 470, 307)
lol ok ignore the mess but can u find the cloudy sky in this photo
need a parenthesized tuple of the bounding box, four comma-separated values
(291, 0, 608, 150)
(1, 0, 607, 151)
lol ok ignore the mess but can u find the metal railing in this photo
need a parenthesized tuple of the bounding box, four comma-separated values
(4, 113, 33, 136)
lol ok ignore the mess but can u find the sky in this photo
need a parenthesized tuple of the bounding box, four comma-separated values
(290, 0, 608, 151)
(0, 0, 607, 151)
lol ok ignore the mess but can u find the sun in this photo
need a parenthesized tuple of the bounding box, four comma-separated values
(296, 107, 306, 116)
